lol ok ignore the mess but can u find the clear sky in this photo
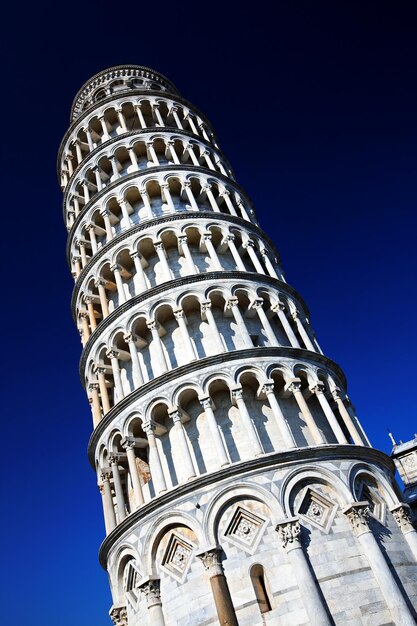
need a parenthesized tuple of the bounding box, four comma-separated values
(2, 1, 416, 624)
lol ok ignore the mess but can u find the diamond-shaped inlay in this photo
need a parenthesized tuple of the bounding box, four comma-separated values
(161, 532, 194, 581)
(297, 487, 338, 533)
(224, 506, 267, 553)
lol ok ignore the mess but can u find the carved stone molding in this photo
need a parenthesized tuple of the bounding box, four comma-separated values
(138, 577, 162, 608)
(196, 546, 223, 576)
(109, 604, 128, 626)
(390, 503, 415, 533)
(343, 502, 370, 536)
(275, 517, 301, 549)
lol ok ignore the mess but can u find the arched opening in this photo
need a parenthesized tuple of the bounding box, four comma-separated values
(250, 564, 272, 614)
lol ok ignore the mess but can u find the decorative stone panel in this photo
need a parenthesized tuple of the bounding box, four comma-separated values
(223, 505, 267, 553)
(161, 531, 195, 582)
(296, 487, 338, 533)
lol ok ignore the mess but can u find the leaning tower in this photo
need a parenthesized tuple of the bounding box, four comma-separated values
(58, 65, 417, 625)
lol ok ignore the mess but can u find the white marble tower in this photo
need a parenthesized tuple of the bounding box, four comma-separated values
(58, 65, 417, 625)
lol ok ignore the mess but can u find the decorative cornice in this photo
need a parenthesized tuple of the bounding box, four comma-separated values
(86, 346, 347, 466)
(62, 164, 255, 225)
(77, 271, 309, 355)
(58, 89, 218, 175)
(97, 445, 395, 569)
(60, 127, 232, 189)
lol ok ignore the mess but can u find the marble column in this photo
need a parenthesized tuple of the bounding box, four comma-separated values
(310, 383, 348, 444)
(276, 518, 331, 626)
(343, 503, 416, 625)
(261, 380, 295, 449)
(227, 297, 252, 347)
(201, 301, 224, 352)
(168, 407, 196, 481)
(138, 577, 165, 626)
(332, 389, 366, 446)
(122, 438, 144, 508)
(147, 320, 168, 374)
(109, 604, 128, 626)
(99, 470, 116, 533)
(199, 397, 230, 467)
(174, 308, 197, 361)
(231, 386, 263, 456)
(390, 503, 417, 562)
(124, 332, 144, 387)
(196, 547, 238, 626)
(109, 455, 126, 522)
(143, 423, 167, 494)
(285, 379, 325, 445)
(252, 298, 279, 346)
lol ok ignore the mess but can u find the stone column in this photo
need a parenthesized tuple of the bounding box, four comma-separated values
(124, 333, 144, 387)
(285, 379, 326, 445)
(202, 232, 222, 270)
(153, 104, 165, 126)
(99, 470, 116, 533)
(166, 140, 180, 164)
(170, 105, 183, 129)
(106, 349, 124, 401)
(261, 250, 279, 279)
(244, 240, 265, 274)
(161, 183, 176, 212)
(231, 386, 263, 456)
(390, 503, 417, 562)
(331, 389, 365, 446)
(95, 278, 110, 318)
(343, 503, 415, 625)
(199, 397, 230, 467)
(93, 166, 102, 192)
(79, 311, 90, 343)
(122, 438, 144, 508)
(83, 126, 94, 150)
(86, 223, 98, 254)
(202, 183, 221, 212)
(196, 547, 238, 626)
(138, 577, 165, 626)
(183, 181, 199, 211)
(128, 147, 139, 171)
(220, 190, 238, 216)
(110, 264, 127, 304)
(109, 455, 126, 522)
(272, 302, 300, 348)
(147, 320, 168, 374)
(135, 103, 147, 128)
(252, 298, 279, 346)
(100, 208, 114, 240)
(109, 604, 128, 626)
(146, 141, 159, 166)
(118, 198, 131, 225)
(261, 380, 296, 449)
(131, 250, 149, 293)
(168, 407, 196, 481)
(116, 107, 128, 132)
(310, 383, 348, 444)
(88, 382, 102, 427)
(186, 143, 200, 166)
(85, 296, 97, 331)
(275, 518, 331, 626)
(174, 308, 197, 361)
(201, 301, 224, 352)
(98, 115, 110, 140)
(178, 235, 197, 274)
(143, 423, 167, 494)
(201, 148, 215, 170)
(225, 235, 246, 271)
(154, 241, 172, 281)
(109, 155, 120, 180)
(292, 311, 316, 351)
(227, 297, 253, 347)
(95, 366, 111, 414)
(141, 189, 154, 219)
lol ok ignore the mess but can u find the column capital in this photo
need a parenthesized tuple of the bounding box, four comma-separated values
(251, 297, 264, 310)
(177, 234, 188, 245)
(168, 406, 182, 423)
(174, 308, 185, 320)
(230, 386, 243, 404)
(121, 437, 137, 451)
(100, 468, 112, 482)
(88, 381, 100, 392)
(123, 332, 138, 344)
(331, 387, 343, 401)
(242, 239, 255, 249)
(106, 348, 119, 359)
(199, 396, 213, 411)
(390, 503, 415, 533)
(138, 576, 161, 607)
(109, 604, 128, 626)
(146, 319, 159, 332)
(182, 180, 192, 189)
(275, 517, 301, 549)
(201, 183, 212, 191)
(284, 378, 302, 395)
(108, 454, 120, 466)
(261, 379, 275, 396)
(79, 310, 89, 319)
(226, 296, 239, 309)
(109, 263, 120, 273)
(271, 300, 286, 313)
(309, 382, 326, 395)
(196, 546, 223, 576)
(201, 300, 212, 313)
(343, 502, 371, 536)
(153, 240, 164, 251)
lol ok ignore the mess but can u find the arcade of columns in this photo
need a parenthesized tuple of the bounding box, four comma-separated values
(59, 66, 417, 626)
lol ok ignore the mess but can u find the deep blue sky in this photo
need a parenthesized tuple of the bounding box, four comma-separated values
(2, 2, 416, 624)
